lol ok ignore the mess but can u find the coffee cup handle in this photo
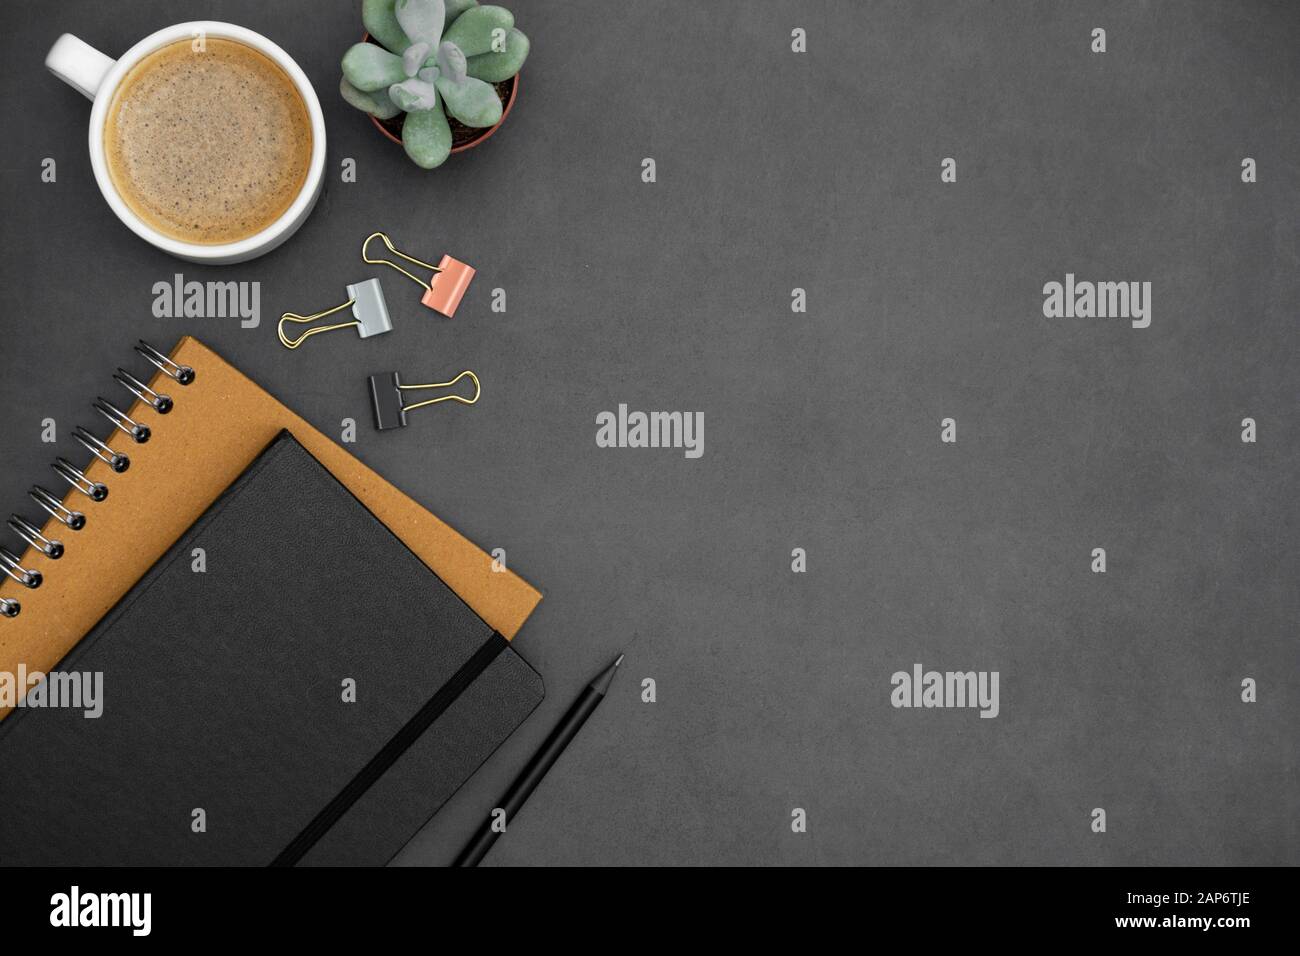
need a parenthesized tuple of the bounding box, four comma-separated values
(46, 34, 116, 101)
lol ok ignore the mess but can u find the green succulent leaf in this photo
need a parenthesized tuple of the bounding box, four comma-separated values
(363, 0, 411, 54)
(402, 107, 452, 169)
(340, 76, 402, 119)
(342, 43, 407, 91)
(394, 0, 446, 49)
(445, 0, 478, 24)
(435, 74, 502, 127)
(355, 0, 514, 167)
(437, 41, 467, 83)
(465, 28, 528, 82)
(442, 5, 514, 57)
(402, 41, 432, 77)
(389, 77, 440, 112)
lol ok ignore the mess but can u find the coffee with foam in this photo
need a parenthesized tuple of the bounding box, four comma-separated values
(104, 38, 312, 245)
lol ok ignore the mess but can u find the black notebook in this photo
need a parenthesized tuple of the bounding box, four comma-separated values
(0, 431, 543, 866)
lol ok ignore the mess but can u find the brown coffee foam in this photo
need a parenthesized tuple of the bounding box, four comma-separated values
(0, 337, 542, 718)
(104, 38, 312, 245)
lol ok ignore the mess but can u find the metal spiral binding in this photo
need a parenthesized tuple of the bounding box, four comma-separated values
(94, 397, 151, 444)
(135, 341, 195, 385)
(8, 516, 63, 559)
(73, 426, 130, 473)
(29, 487, 85, 530)
(52, 458, 108, 502)
(113, 369, 173, 414)
(1, 547, 41, 589)
(3, 341, 193, 619)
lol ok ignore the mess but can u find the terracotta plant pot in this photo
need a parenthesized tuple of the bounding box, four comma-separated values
(361, 33, 519, 156)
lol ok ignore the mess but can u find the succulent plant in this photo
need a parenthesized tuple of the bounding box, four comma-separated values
(340, 0, 529, 169)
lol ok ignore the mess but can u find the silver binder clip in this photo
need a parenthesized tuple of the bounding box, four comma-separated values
(0, 597, 18, 618)
(278, 279, 393, 350)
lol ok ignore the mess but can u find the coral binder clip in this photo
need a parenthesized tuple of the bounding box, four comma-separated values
(362, 231, 475, 318)
(368, 369, 481, 431)
(278, 278, 392, 350)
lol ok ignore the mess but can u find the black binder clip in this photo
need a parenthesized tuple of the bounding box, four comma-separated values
(368, 370, 481, 431)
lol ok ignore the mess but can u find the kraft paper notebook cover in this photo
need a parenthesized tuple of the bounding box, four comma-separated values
(0, 431, 544, 865)
(0, 336, 541, 718)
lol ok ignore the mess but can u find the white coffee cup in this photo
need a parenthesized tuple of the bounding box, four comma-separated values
(46, 22, 326, 264)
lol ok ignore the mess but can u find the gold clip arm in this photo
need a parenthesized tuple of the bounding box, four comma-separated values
(278, 299, 358, 350)
(398, 370, 481, 412)
(362, 231, 442, 291)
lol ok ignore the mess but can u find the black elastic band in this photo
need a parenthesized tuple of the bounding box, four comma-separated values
(271, 630, 508, 867)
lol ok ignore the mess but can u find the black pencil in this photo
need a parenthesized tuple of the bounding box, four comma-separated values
(453, 653, 623, 867)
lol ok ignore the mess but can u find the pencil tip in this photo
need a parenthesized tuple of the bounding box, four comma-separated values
(590, 653, 625, 695)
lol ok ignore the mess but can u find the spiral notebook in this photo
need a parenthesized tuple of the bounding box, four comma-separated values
(0, 337, 542, 718)
(0, 431, 544, 865)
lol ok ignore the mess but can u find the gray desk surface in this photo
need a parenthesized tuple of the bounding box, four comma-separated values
(1, 1, 1296, 866)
